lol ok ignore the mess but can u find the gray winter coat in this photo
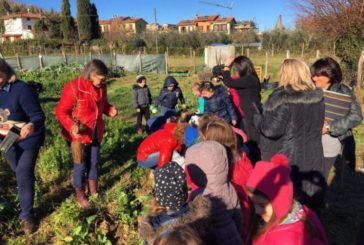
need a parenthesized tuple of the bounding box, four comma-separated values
(132, 85, 152, 109)
(185, 141, 243, 245)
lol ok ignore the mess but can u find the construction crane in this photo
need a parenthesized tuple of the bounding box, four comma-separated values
(199, 0, 234, 10)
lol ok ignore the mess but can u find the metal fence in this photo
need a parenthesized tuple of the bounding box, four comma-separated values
(4, 53, 167, 74)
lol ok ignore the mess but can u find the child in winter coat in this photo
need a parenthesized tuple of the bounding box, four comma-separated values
(199, 81, 237, 126)
(137, 122, 187, 169)
(246, 154, 330, 245)
(157, 76, 185, 116)
(185, 141, 244, 245)
(132, 75, 152, 134)
(198, 116, 253, 239)
(139, 162, 212, 245)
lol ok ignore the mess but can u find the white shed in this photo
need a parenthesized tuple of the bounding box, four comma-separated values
(204, 44, 235, 68)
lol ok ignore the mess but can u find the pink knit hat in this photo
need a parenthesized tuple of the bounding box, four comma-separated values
(246, 154, 294, 220)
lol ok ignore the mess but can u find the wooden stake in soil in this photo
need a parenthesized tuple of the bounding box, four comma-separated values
(264, 51, 269, 79)
(38, 54, 44, 69)
(357, 50, 364, 91)
(316, 50, 320, 59)
(139, 51, 143, 73)
(193, 49, 196, 74)
(301, 43, 305, 57)
(246, 48, 250, 58)
(16, 54, 22, 70)
(165, 48, 169, 75)
(286, 50, 290, 59)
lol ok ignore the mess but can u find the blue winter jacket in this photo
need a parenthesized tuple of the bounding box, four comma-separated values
(204, 88, 237, 122)
(0, 80, 45, 150)
(157, 76, 185, 109)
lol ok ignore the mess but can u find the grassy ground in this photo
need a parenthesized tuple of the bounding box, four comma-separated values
(0, 58, 363, 244)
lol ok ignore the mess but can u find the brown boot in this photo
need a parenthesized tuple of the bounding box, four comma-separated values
(23, 218, 35, 235)
(75, 187, 89, 209)
(88, 180, 98, 196)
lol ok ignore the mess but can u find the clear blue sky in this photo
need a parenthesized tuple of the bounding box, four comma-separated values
(17, 0, 297, 31)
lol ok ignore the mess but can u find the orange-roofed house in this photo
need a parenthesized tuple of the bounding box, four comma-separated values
(178, 15, 236, 35)
(99, 16, 148, 35)
(0, 12, 45, 42)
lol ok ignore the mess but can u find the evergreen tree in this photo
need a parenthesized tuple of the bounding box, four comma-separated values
(90, 3, 101, 39)
(0, 0, 11, 34)
(76, 0, 92, 41)
(61, 0, 75, 40)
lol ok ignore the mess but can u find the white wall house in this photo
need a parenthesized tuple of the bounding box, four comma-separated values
(1, 13, 45, 42)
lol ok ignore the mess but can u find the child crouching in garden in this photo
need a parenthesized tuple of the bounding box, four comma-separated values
(139, 162, 212, 245)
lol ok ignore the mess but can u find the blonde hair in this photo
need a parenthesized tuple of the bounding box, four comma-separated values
(279, 59, 316, 91)
(173, 122, 188, 145)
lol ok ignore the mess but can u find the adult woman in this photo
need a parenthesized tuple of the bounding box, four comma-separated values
(254, 59, 325, 212)
(223, 56, 262, 163)
(0, 58, 45, 234)
(311, 57, 362, 182)
(56, 60, 117, 208)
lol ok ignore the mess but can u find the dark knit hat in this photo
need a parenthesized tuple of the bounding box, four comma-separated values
(136, 74, 146, 83)
(154, 161, 187, 210)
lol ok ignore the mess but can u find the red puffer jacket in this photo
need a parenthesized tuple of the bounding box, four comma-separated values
(137, 123, 182, 168)
(55, 76, 115, 144)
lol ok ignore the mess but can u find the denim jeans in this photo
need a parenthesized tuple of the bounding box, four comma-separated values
(160, 106, 176, 116)
(138, 151, 181, 169)
(5, 146, 39, 220)
(72, 140, 100, 188)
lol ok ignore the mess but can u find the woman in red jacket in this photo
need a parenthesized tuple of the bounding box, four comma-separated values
(246, 154, 329, 245)
(137, 122, 186, 169)
(56, 60, 117, 208)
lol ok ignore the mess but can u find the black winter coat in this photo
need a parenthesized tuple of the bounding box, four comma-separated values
(222, 71, 261, 142)
(204, 89, 237, 122)
(327, 83, 363, 140)
(254, 87, 326, 207)
(132, 85, 152, 109)
(255, 86, 325, 172)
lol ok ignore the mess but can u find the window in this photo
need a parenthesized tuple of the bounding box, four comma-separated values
(181, 26, 186, 32)
(27, 18, 31, 21)
(27, 25, 32, 30)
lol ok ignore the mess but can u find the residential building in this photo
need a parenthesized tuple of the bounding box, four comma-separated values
(99, 16, 148, 35)
(161, 24, 178, 32)
(234, 21, 256, 32)
(0, 12, 45, 42)
(146, 23, 161, 32)
(178, 15, 236, 35)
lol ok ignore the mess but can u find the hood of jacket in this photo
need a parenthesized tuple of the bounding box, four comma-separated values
(185, 141, 240, 210)
(264, 86, 323, 112)
(247, 154, 294, 221)
(163, 76, 178, 88)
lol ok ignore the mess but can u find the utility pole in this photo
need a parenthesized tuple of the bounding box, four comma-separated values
(154, 8, 159, 54)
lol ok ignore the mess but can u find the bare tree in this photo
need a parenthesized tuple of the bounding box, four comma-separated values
(293, 0, 364, 42)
